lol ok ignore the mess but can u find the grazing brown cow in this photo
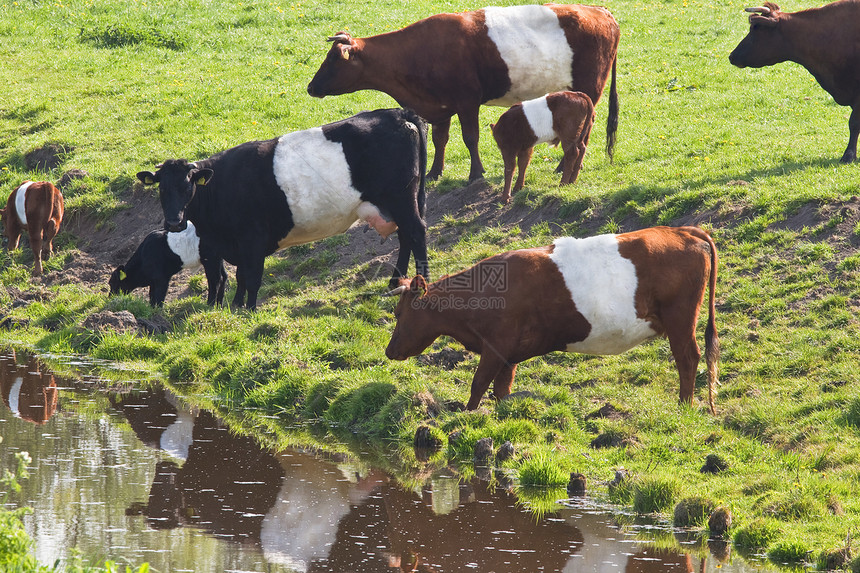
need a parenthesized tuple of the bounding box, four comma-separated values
(491, 91, 595, 204)
(385, 226, 719, 413)
(307, 4, 619, 182)
(729, 0, 860, 163)
(1, 181, 64, 276)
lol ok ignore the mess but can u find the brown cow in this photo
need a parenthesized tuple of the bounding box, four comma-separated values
(491, 91, 595, 204)
(385, 226, 719, 413)
(307, 4, 619, 182)
(1, 181, 64, 276)
(729, 0, 860, 163)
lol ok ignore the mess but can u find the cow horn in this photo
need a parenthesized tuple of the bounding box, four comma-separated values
(744, 6, 771, 14)
(382, 285, 408, 297)
(327, 33, 351, 43)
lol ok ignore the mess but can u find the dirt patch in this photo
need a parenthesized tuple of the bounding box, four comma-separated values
(25, 143, 73, 171)
(8, 175, 860, 308)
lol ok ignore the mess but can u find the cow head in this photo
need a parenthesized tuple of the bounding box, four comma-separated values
(385, 275, 440, 361)
(108, 265, 130, 295)
(307, 32, 365, 98)
(137, 160, 213, 232)
(729, 3, 787, 68)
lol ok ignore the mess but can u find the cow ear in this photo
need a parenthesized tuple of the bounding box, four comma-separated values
(750, 14, 778, 27)
(137, 171, 157, 185)
(411, 275, 428, 296)
(339, 43, 353, 61)
(119, 269, 127, 281)
(193, 168, 214, 187)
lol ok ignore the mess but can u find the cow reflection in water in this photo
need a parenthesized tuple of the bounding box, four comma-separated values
(115, 389, 714, 572)
(315, 479, 584, 572)
(114, 389, 582, 571)
(0, 350, 58, 424)
(114, 389, 387, 569)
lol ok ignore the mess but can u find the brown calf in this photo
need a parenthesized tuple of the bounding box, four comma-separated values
(491, 91, 595, 204)
(1, 181, 64, 276)
(386, 226, 719, 413)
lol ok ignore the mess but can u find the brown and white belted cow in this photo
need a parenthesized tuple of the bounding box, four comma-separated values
(307, 4, 619, 182)
(1, 181, 64, 276)
(491, 91, 596, 203)
(385, 226, 719, 413)
(729, 0, 860, 163)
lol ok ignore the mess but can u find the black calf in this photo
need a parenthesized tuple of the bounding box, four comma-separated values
(109, 223, 227, 307)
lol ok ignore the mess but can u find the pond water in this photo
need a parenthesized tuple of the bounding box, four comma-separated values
(0, 348, 776, 573)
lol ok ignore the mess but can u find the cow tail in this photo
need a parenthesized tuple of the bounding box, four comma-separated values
(408, 109, 428, 219)
(701, 228, 720, 416)
(606, 55, 618, 163)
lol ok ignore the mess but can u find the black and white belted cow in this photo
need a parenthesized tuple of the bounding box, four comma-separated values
(138, 108, 429, 310)
(108, 222, 228, 307)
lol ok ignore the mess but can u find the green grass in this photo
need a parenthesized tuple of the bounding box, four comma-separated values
(2, 0, 860, 569)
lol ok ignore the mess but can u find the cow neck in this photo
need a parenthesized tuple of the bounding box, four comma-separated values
(183, 160, 214, 229)
(780, 9, 840, 73)
(359, 33, 447, 122)
(184, 185, 208, 231)
(422, 280, 486, 351)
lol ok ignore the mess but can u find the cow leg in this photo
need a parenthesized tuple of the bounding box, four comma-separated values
(489, 363, 518, 402)
(663, 308, 702, 408)
(232, 266, 247, 308)
(242, 256, 266, 311)
(390, 227, 415, 289)
(459, 109, 485, 182)
(216, 262, 228, 306)
(513, 148, 534, 193)
(466, 351, 509, 410)
(427, 119, 451, 180)
(203, 258, 226, 306)
(149, 281, 169, 307)
(840, 106, 859, 163)
(560, 143, 584, 186)
(500, 153, 516, 204)
(566, 139, 587, 185)
(42, 219, 59, 260)
(411, 231, 429, 282)
(27, 227, 43, 276)
(7, 229, 21, 251)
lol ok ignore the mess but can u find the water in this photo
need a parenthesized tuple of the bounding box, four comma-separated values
(0, 349, 774, 572)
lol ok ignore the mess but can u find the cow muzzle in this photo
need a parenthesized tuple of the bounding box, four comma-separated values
(165, 219, 186, 233)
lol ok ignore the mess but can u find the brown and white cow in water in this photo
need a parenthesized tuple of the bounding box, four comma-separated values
(307, 4, 619, 182)
(385, 226, 720, 413)
(491, 91, 595, 204)
(1, 181, 64, 276)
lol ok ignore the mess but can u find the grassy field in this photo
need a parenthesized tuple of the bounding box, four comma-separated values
(2, 0, 860, 569)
